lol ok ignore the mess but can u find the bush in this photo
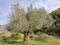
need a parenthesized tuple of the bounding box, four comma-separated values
(30, 33, 48, 41)
(36, 34, 47, 41)
(11, 33, 24, 40)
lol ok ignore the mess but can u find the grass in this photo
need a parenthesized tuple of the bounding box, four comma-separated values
(0, 34, 60, 45)
(0, 38, 60, 45)
(30, 38, 60, 45)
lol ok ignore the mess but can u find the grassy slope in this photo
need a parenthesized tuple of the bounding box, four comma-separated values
(0, 37, 60, 45)
(0, 33, 60, 45)
(30, 39, 60, 45)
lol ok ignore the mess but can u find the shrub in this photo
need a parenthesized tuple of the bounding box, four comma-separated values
(36, 34, 48, 41)
(30, 33, 48, 41)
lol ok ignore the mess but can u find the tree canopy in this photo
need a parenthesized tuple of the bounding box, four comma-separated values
(6, 3, 54, 34)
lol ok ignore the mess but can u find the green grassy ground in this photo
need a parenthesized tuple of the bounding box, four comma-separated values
(0, 33, 60, 45)
(0, 37, 60, 45)
(30, 38, 60, 45)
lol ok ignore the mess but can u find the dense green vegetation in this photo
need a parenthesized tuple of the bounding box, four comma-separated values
(43, 8, 60, 36)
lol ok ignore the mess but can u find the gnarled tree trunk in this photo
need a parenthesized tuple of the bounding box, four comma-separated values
(24, 31, 30, 42)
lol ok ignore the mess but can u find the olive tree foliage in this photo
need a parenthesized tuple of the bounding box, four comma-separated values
(26, 5, 54, 31)
(7, 3, 29, 33)
(7, 3, 54, 34)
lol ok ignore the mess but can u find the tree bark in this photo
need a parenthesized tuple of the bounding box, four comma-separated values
(23, 31, 30, 42)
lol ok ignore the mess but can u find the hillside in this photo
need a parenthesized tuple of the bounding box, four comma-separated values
(50, 8, 60, 19)
(46, 8, 60, 36)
